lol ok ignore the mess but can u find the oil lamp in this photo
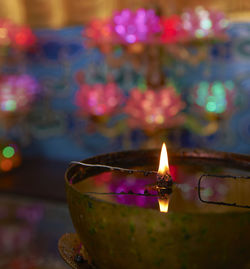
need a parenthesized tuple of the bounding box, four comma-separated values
(60, 146, 250, 269)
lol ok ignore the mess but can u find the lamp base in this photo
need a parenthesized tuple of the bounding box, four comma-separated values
(58, 233, 92, 269)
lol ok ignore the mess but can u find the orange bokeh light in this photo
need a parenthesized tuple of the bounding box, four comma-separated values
(1, 159, 13, 171)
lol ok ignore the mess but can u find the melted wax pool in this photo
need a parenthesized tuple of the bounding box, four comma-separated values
(73, 159, 250, 213)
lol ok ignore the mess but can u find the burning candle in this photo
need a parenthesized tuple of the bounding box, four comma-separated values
(158, 143, 169, 175)
(156, 142, 173, 190)
(157, 142, 171, 213)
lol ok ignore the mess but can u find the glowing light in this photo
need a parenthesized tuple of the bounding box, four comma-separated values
(201, 19, 212, 30)
(2, 100, 16, 111)
(14, 26, 36, 48)
(1, 159, 12, 171)
(112, 9, 160, 44)
(126, 34, 136, 43)
(124, 87, 185, 131)
(0, 19, 35, 49)
(158, 198, 169, 213)
(160, 15, 183, 43)
(194, 81, 235, 114)
(75, 82, 124, 117)
(0, 74, 39, 113)
(182, 7, 228, 41)
(206, 101, 216, 112)
(158, 143, 170, 175)
(3, 146, 15, 158)
(0, 28, 7, 39)
(84, 19, 113, 46)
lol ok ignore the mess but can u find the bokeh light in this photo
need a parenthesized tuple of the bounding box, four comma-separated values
(84, 19, 113, 48)
(0, 142, 21, 173)
(75, 82, 124, 117)
(1, 159, 13, 171)
(160, 15, 184, 43)
(112, 9, 160, 44)
(181, 6, 228, 41)
(193, 80, 235, 114)
(3, 146, 15, 158)
(125, 86, 185, 131)
(0, 74, 39, 114)
(0, 19, 36, 49)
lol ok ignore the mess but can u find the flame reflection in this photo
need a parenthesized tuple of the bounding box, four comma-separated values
(158, 197, 169, 213)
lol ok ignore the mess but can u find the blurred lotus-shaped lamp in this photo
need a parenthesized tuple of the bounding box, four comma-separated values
(124, 86, 185, 131)
(0, 74, 39, 114)
(75, 82, 124, 119)
(112, 8, 161, 44)
(181, 6, 228, 41)
(192, 80, 235, 116)
(84, 19, 113, 52)
(0, 74, 39, 128)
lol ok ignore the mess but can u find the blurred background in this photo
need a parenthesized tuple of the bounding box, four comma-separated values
(0, 0, 250, 268)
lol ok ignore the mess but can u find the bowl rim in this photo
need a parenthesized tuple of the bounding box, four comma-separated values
(65, 148, 250, 213)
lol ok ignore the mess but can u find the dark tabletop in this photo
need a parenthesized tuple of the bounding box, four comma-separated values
(0, 158, 68, 201)
(0, 159, 74, 268)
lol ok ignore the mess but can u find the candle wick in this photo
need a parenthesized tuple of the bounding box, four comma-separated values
(70, 161, 159, 175)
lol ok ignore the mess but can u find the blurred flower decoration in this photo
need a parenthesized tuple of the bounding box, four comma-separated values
(113, 8, 160, 44)
(75, 82, 124, 117)
(0, 19, 36, 50)
(79, 6, 230, 146)
(192, 80, 235, 115)
(0, 19, 15, 47)
(125, 86, 185, 131)
(83, 7, 228, 47)
(13, 26, 36, 50)
(0, 142, 21, 172)
(84, 19, 113, 50)
(160, 15, 184, 43)
(0, 74, 39, 114)
(181, 6, 229, 41)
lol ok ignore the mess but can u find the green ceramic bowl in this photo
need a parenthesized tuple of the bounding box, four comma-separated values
(65, 149, 250, 269)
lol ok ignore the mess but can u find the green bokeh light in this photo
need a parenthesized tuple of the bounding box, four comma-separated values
(201, 19, 212, 30)
(196, 82, 209, 106)
(196, 81, 230, 114)
(4, 100, 16, 111)
(2, 146, 15, 158)
(206, 101, 216, 112)
(211, 82, 225, 97)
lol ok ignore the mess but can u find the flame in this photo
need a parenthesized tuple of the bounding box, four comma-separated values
(158, 198, 169, 213)
(158, 143, 169, 175)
